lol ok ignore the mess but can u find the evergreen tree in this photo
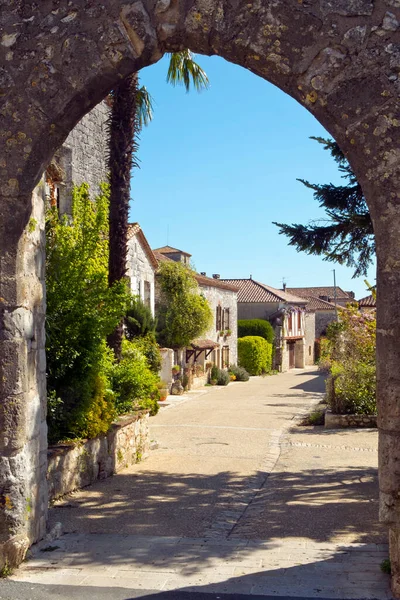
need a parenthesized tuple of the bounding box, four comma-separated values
(273, 137, 374, 278)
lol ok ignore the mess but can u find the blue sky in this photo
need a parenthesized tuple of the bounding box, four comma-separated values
(130, 54, 376, 300)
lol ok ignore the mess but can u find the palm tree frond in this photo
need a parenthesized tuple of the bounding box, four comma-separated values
(166, 50, 209, 93)
(136, 86, 154, 128)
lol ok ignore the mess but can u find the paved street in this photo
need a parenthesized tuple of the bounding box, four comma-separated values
(9, 368, 391, 599)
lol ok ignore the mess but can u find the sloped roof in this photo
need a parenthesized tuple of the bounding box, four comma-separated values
(191, 339, 220, 350)
(153, 252, 239, 292)
(302, 295, 337, 311)
(220, 279, 307, 304)
(153, 245, 192, 257)
(358, 294, 376, 307)
(127, 223, 158, 269)
(286, 286, 351, 299)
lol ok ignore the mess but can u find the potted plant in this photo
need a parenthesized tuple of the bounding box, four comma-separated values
(219, 330, 225, 338)
(172, 364, 181, 376)
(225, 329, 232, 337)
(157, 381, 169, 401)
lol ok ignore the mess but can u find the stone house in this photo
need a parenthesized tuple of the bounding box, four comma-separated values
(286, 286, 351, 338)
(221, 278, 311, 371)
(153, 247, 239, 370)
(126, 223, 158, 316)
(46, 101, 110, 212)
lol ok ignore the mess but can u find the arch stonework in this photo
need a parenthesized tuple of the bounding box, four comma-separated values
(1, 0, 400, 590)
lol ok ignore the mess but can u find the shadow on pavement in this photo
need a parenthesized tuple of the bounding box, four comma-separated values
(48, 465, 384, 544)
(290, 374, 326, 394)
(5, 546, 392, 600)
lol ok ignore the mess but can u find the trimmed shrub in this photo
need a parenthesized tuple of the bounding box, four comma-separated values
(229, 365, 250, 382)
(238, 336, 272, 375)
(238, 319, 274, 344)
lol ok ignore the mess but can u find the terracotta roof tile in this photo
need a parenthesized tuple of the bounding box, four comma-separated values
(220, 279, 307, 304)
(153, 245, 192, 257)
(286, 286, 352, 300)
(191, 339, 219, 350)
(358, 294, 376, 307)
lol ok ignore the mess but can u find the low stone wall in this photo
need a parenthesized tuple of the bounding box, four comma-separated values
(325, 410, 377, 429)
(47, 411, 150, 501)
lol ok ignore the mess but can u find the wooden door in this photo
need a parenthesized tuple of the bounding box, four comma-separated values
(288, 342, 295, 369)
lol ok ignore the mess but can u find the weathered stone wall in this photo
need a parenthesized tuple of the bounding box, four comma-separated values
(200, 284, 238, 367)
(304, 312, 316, 365)
(47, 412, 149, 501)
(325, 410, 377, 429)
(55, 102, 109, 213)
(1, 0, 400, 590)
(0, 182, 48, 568)
(159, 348, 174, 388)
(315, 310, 337, 338)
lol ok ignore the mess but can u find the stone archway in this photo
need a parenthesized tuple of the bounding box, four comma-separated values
(1, 0, 400, 591)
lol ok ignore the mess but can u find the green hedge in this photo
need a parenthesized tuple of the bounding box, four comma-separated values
(238, 319, 274, 344)
(238, 336, 272, 375)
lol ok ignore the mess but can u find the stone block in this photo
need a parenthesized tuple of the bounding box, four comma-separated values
(325, 410, 377, 429)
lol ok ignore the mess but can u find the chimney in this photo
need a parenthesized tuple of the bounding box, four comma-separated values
(283, 282, 286, 291)
(250, 274, 252, 280)
(200, 272, 206, 276)
(212, 274, 220, 279)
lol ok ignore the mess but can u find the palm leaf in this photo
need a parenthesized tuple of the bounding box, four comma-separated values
(136, 85, 154, 128)
(166, 49, 209, 93)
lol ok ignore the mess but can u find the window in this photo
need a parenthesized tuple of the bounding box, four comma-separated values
(222, 346, 230, 368)
(222, 308, 230, 329)
(216, 305, 222, 330)
(287, 312, 293, 333)
(144, 280, 151, 308)
(298, 311, 302, 330)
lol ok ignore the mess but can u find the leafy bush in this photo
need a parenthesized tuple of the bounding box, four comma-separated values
(125, 296, 157, 338)
(322, 305, 376, 415)
(45, 184, 129, 442)
(157, 261, 213, 348)
(229, 365, 250, 381)
(210, 365, 219, 381)
(328, 362, 376, 415)
(238, 319, 274, 344)
(209, 365, 230, 386)
(109, 340, 160, 416)
(217, 369, 230, 386)
(238, 336, 272, 375)
(128, 333, 161, 374)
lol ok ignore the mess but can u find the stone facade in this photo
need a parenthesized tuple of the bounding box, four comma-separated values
(126, 224, 157, 316)
(47, 412, 149, 501)
(52, 101, 110, 213)
(304, 312, 316, 366)
(316, 310, 337, 338)
(199, 283, 238, 368)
